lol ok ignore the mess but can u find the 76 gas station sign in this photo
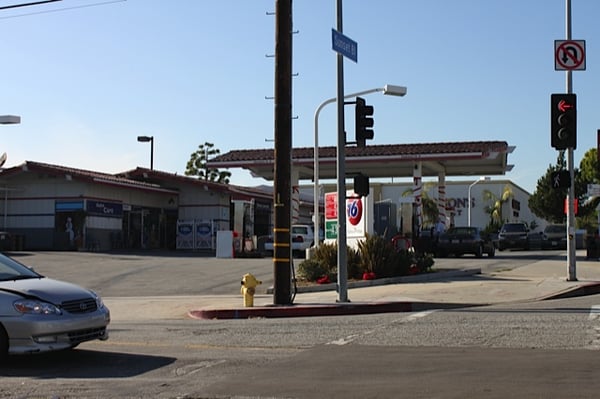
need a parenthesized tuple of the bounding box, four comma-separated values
(324, 192, 369, 241)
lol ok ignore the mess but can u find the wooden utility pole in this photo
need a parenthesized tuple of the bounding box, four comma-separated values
(273, 0, 293, 305)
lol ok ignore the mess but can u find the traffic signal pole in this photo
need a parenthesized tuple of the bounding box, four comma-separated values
(565, 0, 577, 281)
(335, 0, 349, 303)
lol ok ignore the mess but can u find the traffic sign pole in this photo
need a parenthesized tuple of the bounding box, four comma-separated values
(565, 0, 577, 282)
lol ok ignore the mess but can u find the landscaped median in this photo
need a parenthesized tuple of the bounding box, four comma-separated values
(268, 267, 483, 294)
(295, 235, 437, 287)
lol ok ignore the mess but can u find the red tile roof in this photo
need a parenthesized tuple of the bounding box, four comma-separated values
(207, 141, 514, 181)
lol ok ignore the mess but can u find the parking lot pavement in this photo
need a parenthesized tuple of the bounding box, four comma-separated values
(8, 250, 600, 320)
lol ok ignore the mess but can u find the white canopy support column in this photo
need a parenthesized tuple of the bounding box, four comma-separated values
(437, 173, 447, 229)
(412, 162, 423, 233)
(291, 168, 300, 224)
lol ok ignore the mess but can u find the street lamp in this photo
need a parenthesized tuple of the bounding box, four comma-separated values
(313, 85, 406, 247)
(468, 176, 490, 227)
(137, 135, 154, 170)
(0, 115, 20, 125)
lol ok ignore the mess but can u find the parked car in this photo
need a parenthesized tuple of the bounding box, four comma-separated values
(0, 253, 110, 359)
(436, 226, 496, 258)
(498, 222, 530, 251)
(264, 224, 316, 257)
(541, 224, 567, 249)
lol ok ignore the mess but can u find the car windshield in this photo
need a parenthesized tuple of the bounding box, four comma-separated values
(546, 225, 565, 233)
(0, 253, 42, 281)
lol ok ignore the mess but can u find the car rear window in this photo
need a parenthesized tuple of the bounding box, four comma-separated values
(448, 227, 477, 235)
(292, 226, 309, 235)
(545, 225, 565, 233)
(502, 224, 526, 232)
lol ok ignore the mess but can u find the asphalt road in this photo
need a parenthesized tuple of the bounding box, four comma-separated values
(1, 294, 599, 398)
(2, 250, 598, 398)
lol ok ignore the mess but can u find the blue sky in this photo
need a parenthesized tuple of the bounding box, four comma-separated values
(0, 0, 598, 194)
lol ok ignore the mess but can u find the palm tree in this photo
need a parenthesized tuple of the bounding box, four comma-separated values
(402, 182, 439, 228)
(482, 184, 513, 232)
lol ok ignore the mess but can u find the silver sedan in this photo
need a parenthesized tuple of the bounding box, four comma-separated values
(0, 253, 110, 358)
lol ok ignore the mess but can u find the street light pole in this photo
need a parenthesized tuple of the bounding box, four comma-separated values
(0, 115, 21, 230)
(137, 135, 154, 170)
(468, 176, 489, 227)
(313, 85, 406, 248)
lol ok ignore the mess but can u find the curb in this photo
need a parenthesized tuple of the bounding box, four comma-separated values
(190, 268, 484, 320)
(187, 269, 600, 320)
(536, 281, 600, 300)
(188, 301, 480, 320)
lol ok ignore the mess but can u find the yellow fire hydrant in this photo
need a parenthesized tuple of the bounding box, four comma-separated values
(240, 273, 262, 307)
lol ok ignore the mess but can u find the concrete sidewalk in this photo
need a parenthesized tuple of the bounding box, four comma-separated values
(184, 255, 600, 320)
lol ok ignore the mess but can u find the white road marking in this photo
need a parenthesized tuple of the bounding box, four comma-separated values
(406, 310, 437, 321)
(175, 360, 227, 376)
(588, 305, 600, 350)
(588, 305, 600, 320)
(327, 310, 438, 346)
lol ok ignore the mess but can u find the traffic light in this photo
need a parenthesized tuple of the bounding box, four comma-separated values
(355, 97, 374, 147)
(353, 174, 370, 197)
(550, 170, 570, 189)
(551, 93, 577, 150)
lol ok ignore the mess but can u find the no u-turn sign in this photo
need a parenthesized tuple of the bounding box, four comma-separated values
(555, 40, 586, 71)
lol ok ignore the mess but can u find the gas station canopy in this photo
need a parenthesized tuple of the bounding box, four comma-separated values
(207, 141, 514, 181)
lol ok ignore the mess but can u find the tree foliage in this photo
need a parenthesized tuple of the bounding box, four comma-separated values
(185, 142, 231, 183)
(528, 150, 599, 228)
(577, 147, 600, 186)
(575, 148, 600, 231)
(528, 152, 568, 224)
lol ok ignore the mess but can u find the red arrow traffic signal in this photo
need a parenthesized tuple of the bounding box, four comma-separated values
(551, 93, 577, 150)
(558, 99, 574, 112)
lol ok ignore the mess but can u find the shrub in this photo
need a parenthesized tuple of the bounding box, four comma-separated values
(298, 242, 361, 282)
(346, 246, 362, 279)
(297, 258, 329, 282)
(394, 249, 413, 276)
(356, 234, 399, 278)
(298, 235, 435, 282)
(416, 252, 435, 272)
(313, 242, 338, 268)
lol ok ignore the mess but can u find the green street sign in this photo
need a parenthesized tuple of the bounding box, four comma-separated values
(325, 220, 338, 239)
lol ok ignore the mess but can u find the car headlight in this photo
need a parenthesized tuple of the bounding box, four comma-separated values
(91, 290, 105, 310)
(14, 299, 62, 315)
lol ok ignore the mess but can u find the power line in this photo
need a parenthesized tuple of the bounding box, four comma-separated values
(0, 0, 125, 19)
(0, 1, 62, 11)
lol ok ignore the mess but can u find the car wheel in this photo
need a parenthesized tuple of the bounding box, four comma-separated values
(488, 246, 496, 257)
(0, 325, 8, 362)
(475, 244, 483, 258)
